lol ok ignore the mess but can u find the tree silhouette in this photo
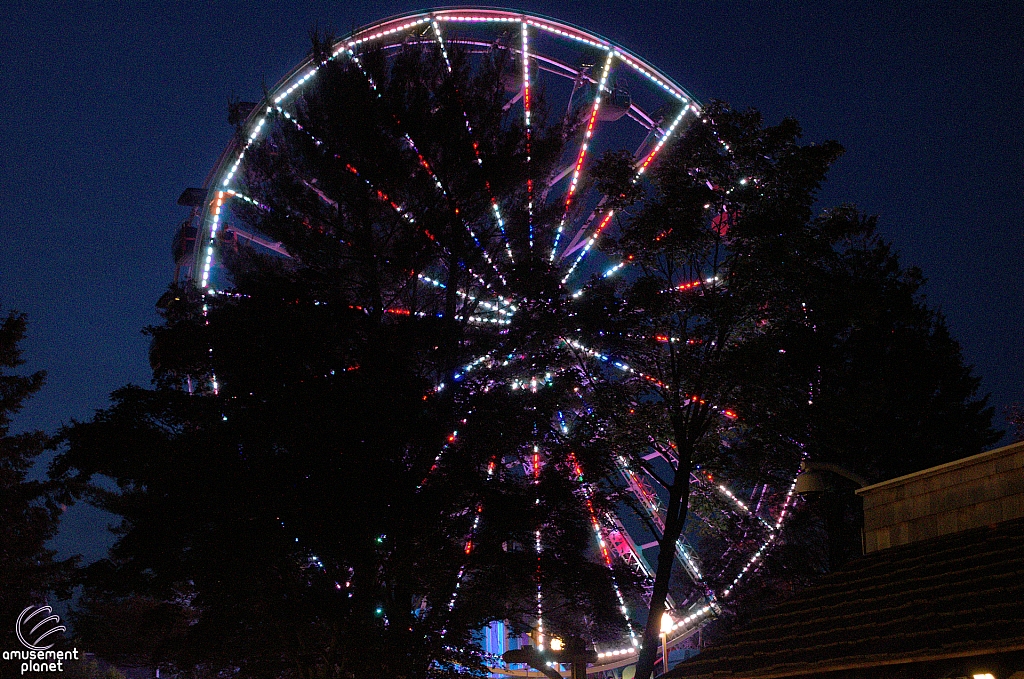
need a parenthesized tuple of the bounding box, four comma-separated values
(54, 38, 634, 678)
(577, 103, 997, 679)
(0, 309, 74, 642)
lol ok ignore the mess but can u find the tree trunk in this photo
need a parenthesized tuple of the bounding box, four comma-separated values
(634, 435, 693, 679)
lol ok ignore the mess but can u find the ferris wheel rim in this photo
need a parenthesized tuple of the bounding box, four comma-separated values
(189, 6, 701, 284)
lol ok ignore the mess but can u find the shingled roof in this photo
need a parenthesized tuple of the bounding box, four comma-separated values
(667, 516, 1024, 678)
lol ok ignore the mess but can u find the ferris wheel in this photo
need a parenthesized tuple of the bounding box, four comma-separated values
(173, 8, 800, 675)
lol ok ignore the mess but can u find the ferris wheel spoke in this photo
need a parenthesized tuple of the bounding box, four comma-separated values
(271, 107, 436, 255)
(439, 455, 497, 631)
(211, 191, 290, 257)
(443, 501, 484, 617)
(614, 455, 707, 587)
(307, 152, 510, 315)
(697, 470, 778, 533)
(569, 455, 640, 646)
(346, 50, 511, 290)
(560, 104, 694, 286)
(558, 131, 653, 264)
(567, 258, 635, 300)
(416, 273, 515, 327)
(550, 50, 615, 262)
(222, 189, 269, 211)
(430, 19, 517, 267)
(521, 21, 535, 251)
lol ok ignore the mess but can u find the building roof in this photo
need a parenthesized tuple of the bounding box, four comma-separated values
(667, 516, 1024, 678)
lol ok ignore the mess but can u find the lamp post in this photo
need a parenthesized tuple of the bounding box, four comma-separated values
(793, 460, 870, 566)
(660, 612, 673, 675)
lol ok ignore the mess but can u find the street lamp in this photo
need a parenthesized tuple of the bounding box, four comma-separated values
(660, 612, 673, 675)
(794, 461, 868, 496)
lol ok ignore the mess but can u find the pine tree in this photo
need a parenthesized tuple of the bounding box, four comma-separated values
(0, 310, 74, 641)
(54, 37, 634, 678)
(804, 227, 1000, 481)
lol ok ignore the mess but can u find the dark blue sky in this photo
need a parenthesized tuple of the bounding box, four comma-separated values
(2, 0, 1021, 560)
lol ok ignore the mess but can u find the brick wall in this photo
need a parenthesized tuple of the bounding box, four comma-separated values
(856, 441, 1024, 553)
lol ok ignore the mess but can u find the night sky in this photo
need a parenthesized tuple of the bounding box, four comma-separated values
(2, 0, 1021, 562)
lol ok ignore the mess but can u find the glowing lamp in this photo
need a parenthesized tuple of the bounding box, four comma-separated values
(660, 612, 673, 674)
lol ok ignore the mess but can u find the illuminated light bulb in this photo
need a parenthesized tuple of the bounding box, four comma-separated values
(550, 638, 563, 651)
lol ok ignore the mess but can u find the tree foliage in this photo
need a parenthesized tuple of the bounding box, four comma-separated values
(0, 309, 74, 640)
(575, 104, 851, 679)
(54, 38, 635, 678)
(576, 103, 998, 679)
(802, 230, 999, 479)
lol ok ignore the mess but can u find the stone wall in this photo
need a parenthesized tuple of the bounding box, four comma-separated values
(857, 440, 1024, 553)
